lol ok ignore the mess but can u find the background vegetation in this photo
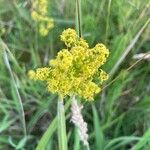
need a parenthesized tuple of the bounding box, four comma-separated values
(0, 0, 150, 149)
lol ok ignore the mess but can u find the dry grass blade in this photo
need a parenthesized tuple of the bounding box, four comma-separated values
(102, 51, 150, 91)
(110, 18, 150, 76)
(133, 53, 150, 61)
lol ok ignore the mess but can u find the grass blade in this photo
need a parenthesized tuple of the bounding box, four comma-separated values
(35, 99, 71, 150)
(57, 99, 68, 150)
(105, 0, 112, 44)
(73, 127, 80, 150)
(1, 39, 27, 136)
(35, 117, 57, 150)
(75, 0, 82, 37)
(105, 136, 140, 150)
(92, 104, 104, 150)
(131, 128, 150, 150)
(110, 18, 150, 76)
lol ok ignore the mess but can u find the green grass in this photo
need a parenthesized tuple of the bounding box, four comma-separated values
(0, 0, 150, 149)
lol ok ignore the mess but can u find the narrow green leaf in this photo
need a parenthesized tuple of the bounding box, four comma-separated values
(105, 136, 140, 150)
(92, 104, 104, 150)
(57, 99, 68, 150)
(131, 128, 150, 150)
(16, 137, 28, 150)
(35, 99, 71, 150)
(73, 128, 80, 150)
(35, 118, 57, 150)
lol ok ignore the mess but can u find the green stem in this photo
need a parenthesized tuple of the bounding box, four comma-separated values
(76, 0, 82, 38)
(57, 97, 68, 150)
(105, 0, 111, 45)
(85, 144, 90, 150)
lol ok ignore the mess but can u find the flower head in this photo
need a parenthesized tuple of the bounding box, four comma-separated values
(28, 29, 109, 100)
(31, 0, 54, 36)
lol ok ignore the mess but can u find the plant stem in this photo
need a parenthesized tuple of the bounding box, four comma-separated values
(76, 0, 82, 38)
(85, 144, 90, 150)
(105, 0, 111, 45)
(57, 97, 68, 150)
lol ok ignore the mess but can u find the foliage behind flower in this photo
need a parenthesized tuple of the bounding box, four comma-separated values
(28, 28, 109, 100)
(31, 0, 54, 36)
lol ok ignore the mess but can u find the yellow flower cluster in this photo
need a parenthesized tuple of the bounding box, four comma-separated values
(31, 0, 54, 36)
(28, 28, 109, 100)
(60, 28, 89, 49)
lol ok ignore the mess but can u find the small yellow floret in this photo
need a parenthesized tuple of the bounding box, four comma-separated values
(60, 28, 78, 47)
(78, 38, 89, 49)
(31, 11, 39, 21)
(47, 20, 54, 29)
(28, 70, 36, 80)
(50, 49, 73, 71)
(38, 0, 47, 15)
(35, 67, 51, 81)
(39, 24, 49, 36)
(100, 69, 109, 82)
(78, 81, 101, 100)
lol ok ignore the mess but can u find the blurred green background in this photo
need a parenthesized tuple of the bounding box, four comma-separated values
(0, 0, 150, 149)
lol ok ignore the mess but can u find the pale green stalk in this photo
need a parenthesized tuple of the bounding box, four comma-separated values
(75, 0, 82, 37)
(105, 0, 112, 44)
(35, 99, 71, 150)
(57, 97, 68, 150)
